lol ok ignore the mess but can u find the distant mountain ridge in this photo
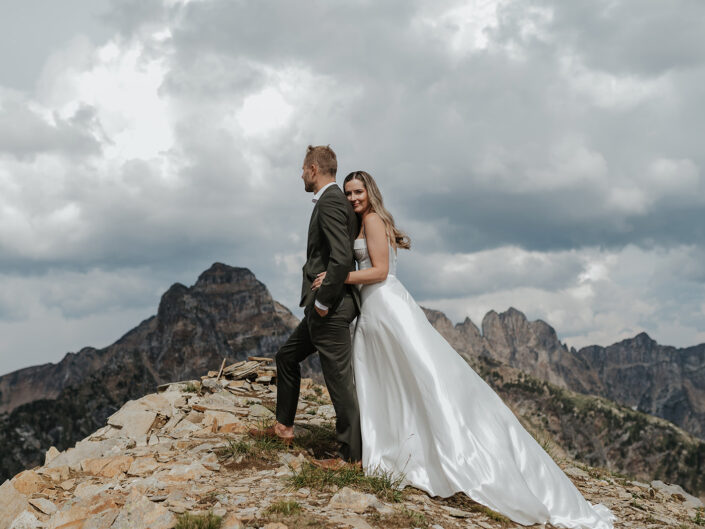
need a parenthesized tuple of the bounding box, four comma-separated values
(422, 307, 705, 441)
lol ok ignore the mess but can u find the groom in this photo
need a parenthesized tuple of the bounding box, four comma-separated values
(256, 145, 362, 464)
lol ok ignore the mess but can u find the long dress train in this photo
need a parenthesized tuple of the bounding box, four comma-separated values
(352, 238, 614, 528)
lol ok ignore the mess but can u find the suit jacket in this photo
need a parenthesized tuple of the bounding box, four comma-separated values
(300, 184, 361, 314)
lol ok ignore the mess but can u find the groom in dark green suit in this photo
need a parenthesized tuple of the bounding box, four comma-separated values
(257, 145, 361, 463)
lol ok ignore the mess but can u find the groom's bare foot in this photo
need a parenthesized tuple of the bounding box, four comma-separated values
(248, 422, 294, 445)
(274, 422, 294, 438)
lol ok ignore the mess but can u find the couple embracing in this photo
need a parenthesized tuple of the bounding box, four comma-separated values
(253, 145, 614, 529)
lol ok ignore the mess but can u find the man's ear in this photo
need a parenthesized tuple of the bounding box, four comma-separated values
(309, 163, 318, 177)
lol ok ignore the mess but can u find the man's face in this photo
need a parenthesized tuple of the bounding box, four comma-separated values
(301, 161, 316, 192)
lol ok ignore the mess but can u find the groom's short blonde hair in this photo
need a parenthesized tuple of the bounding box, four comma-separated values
(304, 145, 337, 177)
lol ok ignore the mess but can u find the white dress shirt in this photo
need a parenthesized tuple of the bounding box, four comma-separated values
(312, 181, 339, 311)
(312, 181, 337, 203)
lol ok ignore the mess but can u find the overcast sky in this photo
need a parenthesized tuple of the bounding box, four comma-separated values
(1, 0, 704, 376)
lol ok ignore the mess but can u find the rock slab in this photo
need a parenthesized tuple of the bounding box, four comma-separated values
(0, 480, 29, 529)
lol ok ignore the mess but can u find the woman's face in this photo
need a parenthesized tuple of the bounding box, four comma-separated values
(344, 178, 369, 214)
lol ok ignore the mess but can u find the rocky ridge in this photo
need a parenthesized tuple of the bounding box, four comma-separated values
(1, 360, 703, 529)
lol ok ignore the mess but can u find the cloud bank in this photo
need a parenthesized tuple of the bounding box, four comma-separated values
(1, 0, 704, 375)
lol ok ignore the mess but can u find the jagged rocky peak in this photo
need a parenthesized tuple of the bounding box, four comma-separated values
(481, 307, 559, 351)
(481, 309, 512, 349)
(156, 283, 190, 326)
(195, 263, 278, 319)
(157, 264, 279, 329)
(618, 331, 658, 350)
(457, 316, 482, 337)
(453, 317, 484, 356)
(421, 307, 455, 333)
(420, 308, 482, 357)
(194, 262, 264, 293)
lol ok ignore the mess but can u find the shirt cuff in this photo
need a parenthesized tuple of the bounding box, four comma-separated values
(314, 299, 329, 311)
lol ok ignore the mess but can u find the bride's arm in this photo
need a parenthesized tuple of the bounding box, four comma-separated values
(312, 213, 389, 290)
(345, 213, 389, 285)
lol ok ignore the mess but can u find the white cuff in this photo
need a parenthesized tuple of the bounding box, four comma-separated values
(314, 299, 329, 311)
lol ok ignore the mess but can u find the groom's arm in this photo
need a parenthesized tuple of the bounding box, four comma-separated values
(315, 199, 352, 312)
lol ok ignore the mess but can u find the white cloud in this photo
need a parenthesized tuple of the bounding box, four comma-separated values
(645, 157, 700, 198)
(561, 53, 673, 109)
(414, 244, 705, 349)
(237, 87, 293, 137)
(38, 35, 173, 161)
(414, 0, 503, 54)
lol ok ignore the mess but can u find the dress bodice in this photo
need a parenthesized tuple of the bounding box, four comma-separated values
(353, 238, 397, 276)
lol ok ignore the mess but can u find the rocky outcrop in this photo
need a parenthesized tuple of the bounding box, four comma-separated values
(423, 306, 705, 442)
(480, 308, 602, 392)
(577, 333, 705, 441)
(1, 362, 703, 529)
(0, 264, 299, 482)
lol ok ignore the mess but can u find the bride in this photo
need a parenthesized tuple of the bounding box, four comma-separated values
(312, 170, 615, 529)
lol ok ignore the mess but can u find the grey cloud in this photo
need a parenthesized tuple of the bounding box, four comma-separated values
(153, 0, 705, 255)
(399, 247, 586, 300)
(401, 188, 705, 254)
(102, 0, 170, 38)
(0, 92, 101, 159)
(0, 0, 112, 90)
(0, 267, 162, 320)
(542, 0, 705, 76)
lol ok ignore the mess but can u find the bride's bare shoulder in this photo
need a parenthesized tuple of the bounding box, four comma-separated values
(362, 213, 388, 246)
(363, 212, 384, 228)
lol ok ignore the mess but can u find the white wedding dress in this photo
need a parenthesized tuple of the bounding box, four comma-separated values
(352, 239, 614, 528)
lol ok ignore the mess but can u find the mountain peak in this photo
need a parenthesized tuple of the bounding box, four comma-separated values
(635, 331, 654, 342)
(195, 263, 257, 287)
(616, 331, 656, 348)
(502, 306, 527, 319)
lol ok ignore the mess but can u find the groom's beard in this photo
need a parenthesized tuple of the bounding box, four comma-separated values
(304, 181, 315, 192)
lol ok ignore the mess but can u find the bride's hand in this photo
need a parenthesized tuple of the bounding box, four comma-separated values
(311, 271, 326, 290)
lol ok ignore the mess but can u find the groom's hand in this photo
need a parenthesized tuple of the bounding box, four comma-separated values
(314, 305, 329, 317)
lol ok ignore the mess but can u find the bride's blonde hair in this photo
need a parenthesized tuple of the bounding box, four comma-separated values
(343, 171, 411, 250)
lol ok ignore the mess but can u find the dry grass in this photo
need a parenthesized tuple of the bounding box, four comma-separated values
(442, 492, 513, 525)
(217, 429, 288, 471)
(265, 500, 303, 515)
(288, 462, 405, 503)
(369, 506, 429, 528)
(258, 503, 327, 528)
(174, 512, 221, 529)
